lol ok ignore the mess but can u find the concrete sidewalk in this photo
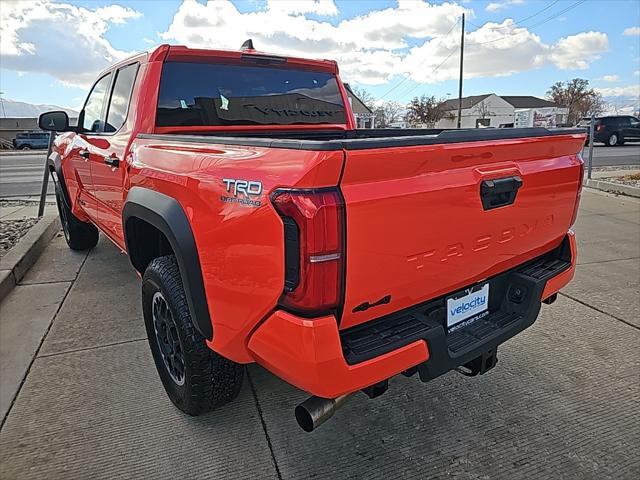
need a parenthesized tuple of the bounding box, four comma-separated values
(0, 189, 638, 479)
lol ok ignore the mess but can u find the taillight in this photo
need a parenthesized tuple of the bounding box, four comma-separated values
(570, 154, 585, 226)
(271, 188, 345, 315)
(596, 124, 605, 131)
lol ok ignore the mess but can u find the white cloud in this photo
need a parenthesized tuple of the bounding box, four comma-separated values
(486, 0, 525, 13)
(595, 84, 640, 99)
(160, 0, 467, 85)
(265, 0, 338, 16)
(0, 1, 141, 87)
(634, 70, 640, 77)
(600, 75, 618, 82)
(160, 1, 608, 88)
(623, 26, 640, 36)
(390, 21, 607, 85)
(548, 31, 608, 70)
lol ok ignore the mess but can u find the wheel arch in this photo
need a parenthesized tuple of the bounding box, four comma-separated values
(123, 187, 213, 340)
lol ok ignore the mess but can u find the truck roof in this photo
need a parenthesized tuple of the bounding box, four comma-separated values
(161, 45, 338, 73)
(94, 43, 340, 80)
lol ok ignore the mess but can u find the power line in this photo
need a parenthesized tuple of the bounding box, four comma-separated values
(467, 0, 587, 47)
(466, 0, 560, 32)
(526, 0, 587, 29)
(378, 18, 460, 100)
(392, 48, 457, 101)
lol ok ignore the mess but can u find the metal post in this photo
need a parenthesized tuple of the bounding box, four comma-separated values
(456, 13, 465, 129)
(37, 131, 55, 217)
(587, 115, 595, 180)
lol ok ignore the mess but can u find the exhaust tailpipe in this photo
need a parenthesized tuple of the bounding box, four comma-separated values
(295, 393, 354, 432)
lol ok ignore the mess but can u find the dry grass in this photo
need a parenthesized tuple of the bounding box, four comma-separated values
(622, 172, 640, 181)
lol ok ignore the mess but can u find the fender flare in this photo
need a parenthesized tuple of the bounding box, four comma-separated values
(47, 152, 71, 205)
(122, 187, 213, 340)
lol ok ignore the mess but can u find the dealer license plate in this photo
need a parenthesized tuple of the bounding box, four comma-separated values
(446, 283, 489, 329)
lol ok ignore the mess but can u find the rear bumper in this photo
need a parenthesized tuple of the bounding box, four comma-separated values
(248, 232, 577, 398)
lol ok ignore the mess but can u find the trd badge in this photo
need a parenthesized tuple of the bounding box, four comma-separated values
(221, 178, 263, 207)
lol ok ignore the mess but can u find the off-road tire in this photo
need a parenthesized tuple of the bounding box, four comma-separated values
(142, 255, 244, 415)
(55, 182, 98, 250)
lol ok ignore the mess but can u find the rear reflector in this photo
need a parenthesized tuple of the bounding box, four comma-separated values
(570, 153, 585, 227)
(271, 188, 345, 315)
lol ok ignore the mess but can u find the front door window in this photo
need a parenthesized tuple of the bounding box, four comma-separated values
(82, 74, 112, 132)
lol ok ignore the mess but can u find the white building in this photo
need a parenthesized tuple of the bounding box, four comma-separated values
(344, 83, 375, 128)
(435, 94, 568, 129)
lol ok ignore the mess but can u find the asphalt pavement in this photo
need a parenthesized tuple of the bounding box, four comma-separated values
(0, 152, 53, 197)
(1, 143, 639, 197)
(0, 189, 638, 479)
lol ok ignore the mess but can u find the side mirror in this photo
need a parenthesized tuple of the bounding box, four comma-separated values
(39, 111, 69, 132)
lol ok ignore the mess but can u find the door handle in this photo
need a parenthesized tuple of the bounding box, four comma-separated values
(79, 150, 90, 159)
(104, 155, 120, 167)
(480, 176, 523, 210)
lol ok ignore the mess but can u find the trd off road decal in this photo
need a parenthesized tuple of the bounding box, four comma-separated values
(221, 178, 263, 207)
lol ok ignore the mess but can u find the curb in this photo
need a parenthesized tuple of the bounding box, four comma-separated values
(0, 214, 60, 302)
(584, 179, 640, 198)
(0, 150, 47, 156)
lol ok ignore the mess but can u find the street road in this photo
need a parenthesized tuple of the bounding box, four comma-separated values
(1, 144, 639, 197)
(0, 152, 53, 197)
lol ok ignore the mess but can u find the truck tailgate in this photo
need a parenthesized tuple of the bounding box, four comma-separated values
(339, 133, 584, 329)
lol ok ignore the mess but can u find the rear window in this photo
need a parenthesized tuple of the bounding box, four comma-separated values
(602, 117, 627, 125)
(17, 133, 46, 139)
(577, 118, 601, 127)
(156, 62, 346, 127)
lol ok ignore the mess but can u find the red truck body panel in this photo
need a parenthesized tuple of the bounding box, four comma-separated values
(50, 44, 584, 398)
(128, 137, 344, 362)
(339, 134, 583, 329)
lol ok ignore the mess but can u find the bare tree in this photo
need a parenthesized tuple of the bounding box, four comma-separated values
(546, 78, 605, 125)
(350, 86, 375, 109)
(474, 102, 493, 119)
(404, 95, 447, 127)
(606, 102, 619, 115)
(374, 101, 405, 128)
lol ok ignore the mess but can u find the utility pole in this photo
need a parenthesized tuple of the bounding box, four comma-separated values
(456, 13, 465, 129)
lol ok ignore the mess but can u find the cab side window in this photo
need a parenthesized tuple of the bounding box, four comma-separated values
(82, 73, 112, 133)
(105, 64, 138, 133)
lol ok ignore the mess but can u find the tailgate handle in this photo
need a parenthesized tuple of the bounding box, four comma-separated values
(480, 176, 522, 210)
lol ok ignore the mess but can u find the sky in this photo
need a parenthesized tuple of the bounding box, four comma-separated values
(1, 0, 639, 111)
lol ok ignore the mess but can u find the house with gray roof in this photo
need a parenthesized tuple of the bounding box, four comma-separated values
(435, 94, 568, 129)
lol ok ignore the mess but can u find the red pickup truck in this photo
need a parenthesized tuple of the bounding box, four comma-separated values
(39, 43, 584, 432)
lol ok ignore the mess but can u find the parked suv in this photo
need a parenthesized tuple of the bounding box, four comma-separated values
(12, 131, 50, 150)
(578, 116, 640, 146)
